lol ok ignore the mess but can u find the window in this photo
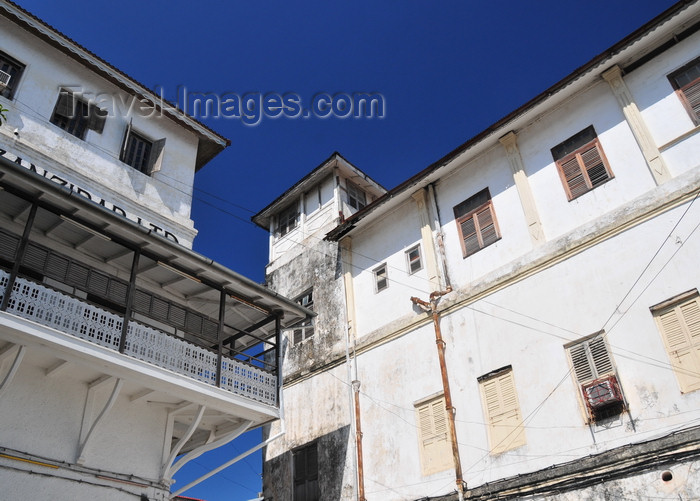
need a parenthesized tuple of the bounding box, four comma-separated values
(406, 245, 422, 274)
(551, 126, 613, 200)
(373, 263, 388, 292)
(289, 289, 314, 344)
(566, 334, 624, 422)
(293, 442, 319, 501)
(478, 366, 526, 454)
(346, 180, 367, 210)
(277, 203, 299, 237)
(0, 50, 25, 100)
(120, 123, 166, 175)
(453, 188, 500, 258)
(669, 57, 700, 125)
(50, 90, 106, 139)
(415, 395, 452, 476)
(651, 290, 700, 393)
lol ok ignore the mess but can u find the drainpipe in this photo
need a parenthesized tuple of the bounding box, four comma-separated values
(352, 379, 366, 501)
(410, 288, 464, 501)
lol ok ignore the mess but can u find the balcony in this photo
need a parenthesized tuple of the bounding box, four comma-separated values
(0, 153, 311, 413)
(0, 270, 277, 405)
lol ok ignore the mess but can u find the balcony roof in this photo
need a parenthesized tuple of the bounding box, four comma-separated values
(0, 154, 312, 337)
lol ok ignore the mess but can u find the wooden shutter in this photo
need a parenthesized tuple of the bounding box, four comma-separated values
(416, 396, 452, 475)
(480, 369, 526, 454)
(553, 127, 612, 200)
(293, 444, 319, 501)
(683, 80, 700, 121)
(568, 336, 614, 384)
(0, 229, 20, 262)
(476, 205, 498, 247)
(656, 296, 700, 393)
(580, 142, 609, 187)
(87, 104, 106, 133)
(145, 138, 166, 175)
(120, 120, 132, 161)
(54, 91, 74, 118)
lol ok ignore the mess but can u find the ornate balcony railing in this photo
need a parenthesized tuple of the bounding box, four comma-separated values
(0, 270, 277, 406)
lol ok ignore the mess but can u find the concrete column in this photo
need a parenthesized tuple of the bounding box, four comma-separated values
(498, 131, 545, 246)
(602, 65, 671, 185)
(411, 188, 442, 291)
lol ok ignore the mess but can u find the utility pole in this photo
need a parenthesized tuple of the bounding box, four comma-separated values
(411, 288, 465, 501)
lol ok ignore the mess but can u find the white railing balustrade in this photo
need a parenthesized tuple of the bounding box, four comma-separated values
(0, 270, 276, 406)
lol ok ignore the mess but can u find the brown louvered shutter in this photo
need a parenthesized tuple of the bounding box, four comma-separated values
(480, 369, 526, 454)
(683, 80, 700, 121)
(656, 296, 700, 393)
(460, 216, 479, 255)
(477, 206, 498, 247)
(561, 156, 588, 199)
(580, 142, 609, 188)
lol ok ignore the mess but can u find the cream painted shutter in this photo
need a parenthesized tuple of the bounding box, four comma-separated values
(480, 370, 526, 454)
(416, 396, 452, 475)
(656, 297, 700, 393)
(568, 337, 613, 385)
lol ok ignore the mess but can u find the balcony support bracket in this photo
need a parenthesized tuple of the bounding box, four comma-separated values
(161, 404, 206, 480)
(0, 344, 26, 400)
(76, 377, 123, 465)
(165, 418, 253, 484)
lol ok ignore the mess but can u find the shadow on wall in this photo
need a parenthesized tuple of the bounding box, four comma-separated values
(263, 425, 351, 501)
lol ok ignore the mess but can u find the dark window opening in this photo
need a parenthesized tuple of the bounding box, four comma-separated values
(277, 203, 299, 237)
(50, 90, 106, 139)
(0, 50, 26, 100)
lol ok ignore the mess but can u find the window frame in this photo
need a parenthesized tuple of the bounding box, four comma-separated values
(373, 263, 388, 293)
(414, 394, 452, 476)
(277, 202, 299, 238)
(668, 56, 700, 126)
(346, 180, 367, 211)
(289, 289, 314, 345)
(651, 289, 700, 394)
(292, 442, 320, 501)
(453, 188, 501, 258)
(0, 50, 26, 100)
(551, 126, 614, 201)
(118, 121, 167, 176)
(49, 89, 106, 140)
(405, 245, 422, 274)
(565, 333, 625, 423)
(477, 366, 526, 455)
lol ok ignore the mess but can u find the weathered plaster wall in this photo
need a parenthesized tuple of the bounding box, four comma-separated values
(0, 361, 168, 480)
(0, 16, 201, 246)
(263, 425, 352, 501)
(267, 237, 346, 378)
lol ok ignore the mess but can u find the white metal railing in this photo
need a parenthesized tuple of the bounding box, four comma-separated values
(0, 271, 276, 406)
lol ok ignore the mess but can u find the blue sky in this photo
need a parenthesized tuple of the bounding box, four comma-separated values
(15, 0, 679, 499)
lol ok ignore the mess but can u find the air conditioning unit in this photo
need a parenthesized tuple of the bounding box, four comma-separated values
(0, 70, 10, 90)
(582, 375, 623, 413)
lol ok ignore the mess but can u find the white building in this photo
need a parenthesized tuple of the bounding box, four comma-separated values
(0, 2, 311, 500)
(255, 1, 700, 500)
